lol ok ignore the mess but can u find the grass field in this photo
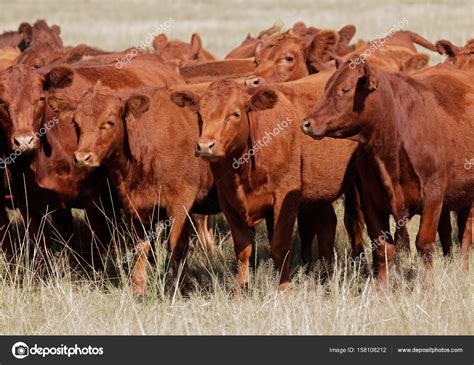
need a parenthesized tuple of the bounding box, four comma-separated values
(0, 0, 473, 335)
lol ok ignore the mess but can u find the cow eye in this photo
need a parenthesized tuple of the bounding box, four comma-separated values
(285, 56, 294, 62)
(342, 87, 352, 93)
(231, 111, 241, 118)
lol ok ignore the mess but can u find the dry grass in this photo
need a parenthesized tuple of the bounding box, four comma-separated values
(0, 0, 472, 335)
(0, 211, 472, 335)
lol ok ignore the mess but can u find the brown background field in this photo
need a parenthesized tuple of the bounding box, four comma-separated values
(0, 0, 472, 335)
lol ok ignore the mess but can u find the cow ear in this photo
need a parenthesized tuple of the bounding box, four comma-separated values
(248, 89, 278, 111)
(338, 25, 356, 44)
(51, 24, 61, 35)
(255, 40, 264, 55)
(170, 91, 199, 111)
(435, 40, 459, 57)
(18, 22, 32, 39)
(292, 21, 307, 34)
(66, 44, 89, 63)
(125, 95, 150, 119)
(309, 30, 339, 62)
(362, 62, 378, 91)
(191, 33, 202, 55)
(44, 67, 74, 90)
(403, 53, 429, 73)
(153, 34, 168, 51)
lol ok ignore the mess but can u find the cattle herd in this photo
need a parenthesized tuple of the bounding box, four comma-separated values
(0, 19, 472, 295)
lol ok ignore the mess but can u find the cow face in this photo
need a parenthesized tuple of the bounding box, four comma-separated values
(245, 34, 309, 87)
(301, 60, 378, 141)
(153, 33, 205, 66)
(171, 80, 278, 162)
(436, 39, 474, 72)
(65, 85, 150, 170)
(0, 65, 73, 154)
(0, 65, 47, 153)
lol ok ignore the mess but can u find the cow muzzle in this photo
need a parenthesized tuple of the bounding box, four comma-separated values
(12, 134, 39, 154)
(195, 140, 217, 161)
(300, 118, 326, 140)
(73, 151, 100, 169)
(245, 76, 262, 88)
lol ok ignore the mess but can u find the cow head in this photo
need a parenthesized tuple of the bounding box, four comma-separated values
(301, 59, 379, 141)
(244, 28, 351, 87)
(436, 39, 474, 72)
(153, 33, 213, 66)
(62, 82, 150, 170)
(245, 33, 309, 86)
(171, 80, 278, 162)
(15, 20, 64, 68)
(0, 65, 73, 154)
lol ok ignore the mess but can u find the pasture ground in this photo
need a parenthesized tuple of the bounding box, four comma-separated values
(0, 0, 472, 335)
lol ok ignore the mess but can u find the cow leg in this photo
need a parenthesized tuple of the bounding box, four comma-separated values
(128, 219, 153, 296)
(167, 206, 193, 293)
(416, 199, 443, 271)
(456, 207, 470, 245)
(297, 204, 316, 265)
(298, 201, 337, 265)
(363, 205, 395, 290)
(193, 214, 215, 252)
(265, 212, 274, 242)
(225, 211, 253, 290)
(437, 208, 453, 256)
(460, 204, 473, 272)
(314, 202, 337, 264)
(343, 181, 365, 257)
(270, 193, 299, 291)
(394, 225, 410, 252)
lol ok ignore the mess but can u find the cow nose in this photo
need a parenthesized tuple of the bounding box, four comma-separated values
(245, 76, 261, 88)
(195, 140, 216, 157)
(73, 151, 98, 168)
(12, 134, 37, 153)
(300, 119, 313, 134)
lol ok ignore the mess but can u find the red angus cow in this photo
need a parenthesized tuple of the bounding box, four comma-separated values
(57, 82, 219, 294)
(171, 79, 362, 291)
(302, 61, 474, 285)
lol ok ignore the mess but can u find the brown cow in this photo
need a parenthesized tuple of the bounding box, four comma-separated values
(436, 39, 474, 72)
(56, 82, 219, 294)
(171, 79, 361, 291)
(0, 20, 61, 52)
(245, 30, 433, 87)
(301, 61, 474, 286)
(0, 54, 183, 270)
(153, 33, 215, 67)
